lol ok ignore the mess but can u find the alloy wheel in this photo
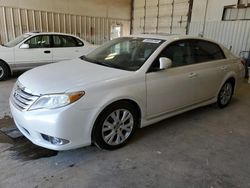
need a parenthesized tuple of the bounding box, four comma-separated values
(219, 82, 233, 105)
(0, 66, 3, 78)
(102, 109, 134, 146)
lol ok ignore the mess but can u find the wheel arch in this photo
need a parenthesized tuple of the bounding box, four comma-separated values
(217, 76, 235, 108)
(90, 98, 143, 143)
(226, 77, 236, 91)
(217, 72, 237, 97)
(0, 59, 12, 75)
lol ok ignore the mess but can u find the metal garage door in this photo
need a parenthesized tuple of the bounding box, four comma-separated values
(0, 6, 130, 45)
(132, 0, 192, 35)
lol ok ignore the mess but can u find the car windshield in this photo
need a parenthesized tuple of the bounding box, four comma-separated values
(3, 34, 30, 47)
(81, 37, 165, 71)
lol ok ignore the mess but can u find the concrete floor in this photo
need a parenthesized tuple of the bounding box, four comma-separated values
(0, 76, 250, 188)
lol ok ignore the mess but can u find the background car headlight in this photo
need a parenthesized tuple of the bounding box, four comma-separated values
(28, 91, 85, 110)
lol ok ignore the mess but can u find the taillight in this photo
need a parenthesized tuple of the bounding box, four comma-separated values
(240, 59, 246, 66)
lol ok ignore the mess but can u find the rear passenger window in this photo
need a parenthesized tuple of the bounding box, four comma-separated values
(190, 40, 225, 63)
(53, 35, 84, 47)
(53, 35, 62, 47)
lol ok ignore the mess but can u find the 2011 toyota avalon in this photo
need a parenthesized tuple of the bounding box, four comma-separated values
(9, 35, 245, 150)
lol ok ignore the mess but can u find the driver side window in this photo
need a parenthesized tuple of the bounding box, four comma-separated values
(149, 40, 193, 71)
(25, 35, 51, 48)
(160, 41, 193, 67)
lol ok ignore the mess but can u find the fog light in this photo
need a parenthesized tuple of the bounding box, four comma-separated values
(51, 137, 63, 145)
(41, 134, 69, 145)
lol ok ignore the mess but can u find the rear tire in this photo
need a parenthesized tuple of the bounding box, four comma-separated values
(92, 101, 139, 150)
(0, 61, 10, 81)
(217, 81, 234, 108)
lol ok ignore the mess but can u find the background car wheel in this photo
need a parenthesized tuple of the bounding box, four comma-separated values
(217, 81, 234, 108)
(0, 61, 10, 81)
(93, 101, 139, 150)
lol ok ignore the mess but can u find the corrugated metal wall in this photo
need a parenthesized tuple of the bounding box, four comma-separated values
(189, 21, 250, 55)
(0, 6, 130, 45)
(132, 0, 191, 34)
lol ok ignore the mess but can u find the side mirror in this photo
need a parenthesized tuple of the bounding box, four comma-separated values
(159, 57, 172, 70)
(19, 43, 29, 49)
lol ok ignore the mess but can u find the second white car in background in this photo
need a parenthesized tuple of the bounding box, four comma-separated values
(0, 32, 95, 80)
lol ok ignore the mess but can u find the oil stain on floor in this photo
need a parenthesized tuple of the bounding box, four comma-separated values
(0, 116, 58, 161)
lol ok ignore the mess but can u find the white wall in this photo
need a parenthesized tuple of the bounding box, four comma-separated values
(0, 0, 131, 44)
(189, 0, 250, 55)
(132, 0, 190, 34)
(191, 0, 237, 22)
(0, 0, 131, 20)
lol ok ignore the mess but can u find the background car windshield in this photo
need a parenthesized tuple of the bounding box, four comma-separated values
(4, 34, 30, 47)
(83, 37, 164, 71)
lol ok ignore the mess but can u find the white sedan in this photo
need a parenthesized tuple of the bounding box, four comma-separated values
(0, 32, 95, 80)
(9, 35, 244, 150)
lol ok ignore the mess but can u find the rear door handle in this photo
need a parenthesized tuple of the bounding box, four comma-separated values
(188, 72, 197, 78)
(44, 50, 51, 54)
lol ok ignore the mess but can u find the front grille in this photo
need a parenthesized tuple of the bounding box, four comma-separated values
(11, 82, 39, 111)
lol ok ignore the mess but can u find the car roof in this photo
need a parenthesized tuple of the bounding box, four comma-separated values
(129, 34, 179, 40)
(25, 32, 81, 38)
(128, 34, 220, 44)
(129, 34, 233, 58)
(25, 32, 217, 43)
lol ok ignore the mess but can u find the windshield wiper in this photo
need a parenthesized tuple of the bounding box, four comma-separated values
(80, 56, 105, 66)
(80, 55, 88, 61)
(80, 55, 124, 70)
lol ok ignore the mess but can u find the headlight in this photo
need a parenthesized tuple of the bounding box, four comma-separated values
(28, 91, 85, 111)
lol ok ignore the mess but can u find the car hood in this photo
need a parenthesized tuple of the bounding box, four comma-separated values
(0, 45, 12, 51)
(18, 58, 132, 95)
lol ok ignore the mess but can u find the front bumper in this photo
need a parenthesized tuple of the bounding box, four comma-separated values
(10, 100, 97, 151)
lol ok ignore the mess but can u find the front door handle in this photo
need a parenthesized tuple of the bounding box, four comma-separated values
(44, 50, 51, 54)
(188, 72, 197, 78)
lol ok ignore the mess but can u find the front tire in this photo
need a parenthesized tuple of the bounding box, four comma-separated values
(0, 61, 10, 81)
(93, 101, 139, 150)
(217, 81, 234, 108)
